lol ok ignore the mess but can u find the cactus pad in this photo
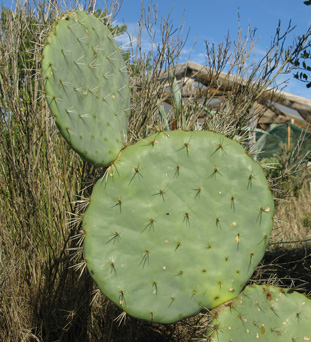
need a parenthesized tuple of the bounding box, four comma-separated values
(42, 11, 129, 166)
(83, 131, 274, 323)
(208, 284, 311, 341)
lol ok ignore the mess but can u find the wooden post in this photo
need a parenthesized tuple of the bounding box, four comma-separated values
(249, 103, 259, 160)
(287, 123, 291, 150)
(287, 119, 294, 150)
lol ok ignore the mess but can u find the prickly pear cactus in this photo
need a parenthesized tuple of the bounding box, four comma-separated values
(207, 284, 311, 341)
(42, 11, 129, 167)
(83, 131, 274, 323)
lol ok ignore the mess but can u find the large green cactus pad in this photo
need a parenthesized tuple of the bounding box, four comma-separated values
(208, 284, 311, 341)
(83, 131, 274, 323)
(42, 11, 129, 166)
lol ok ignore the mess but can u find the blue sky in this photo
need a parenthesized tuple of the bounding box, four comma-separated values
(116, 0, 311, 98)
(2, 0, 311, 98)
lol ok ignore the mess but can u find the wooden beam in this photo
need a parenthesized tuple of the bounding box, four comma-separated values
(261, 90, 311, 123)
(164, 62, 311, 123)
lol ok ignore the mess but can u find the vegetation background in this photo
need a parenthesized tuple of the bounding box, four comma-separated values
(0, 0, 310, 341)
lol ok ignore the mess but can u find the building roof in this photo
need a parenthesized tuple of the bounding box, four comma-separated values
(169, 62, 311, 127)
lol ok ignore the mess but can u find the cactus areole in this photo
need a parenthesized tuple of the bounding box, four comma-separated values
(83, 131, 274, 323)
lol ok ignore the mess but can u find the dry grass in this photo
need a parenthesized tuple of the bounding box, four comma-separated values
(246, 171, 311, 312)
(272, 183, 311, 248)
(0, 1, 311, 341)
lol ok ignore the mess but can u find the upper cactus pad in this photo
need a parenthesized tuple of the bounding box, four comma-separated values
(208, 284, 311, 341)
(83, 131, 274, 323)
(42, 11, 130, 166)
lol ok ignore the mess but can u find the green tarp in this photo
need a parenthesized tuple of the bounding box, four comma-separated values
(255, 123, 311, 160)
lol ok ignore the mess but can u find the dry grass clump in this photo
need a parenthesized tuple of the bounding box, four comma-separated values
(0, 1, 98, 340)
(0, 0, 311, 341)
(247, 161, 311, 304)
(271, 182, 311, 248)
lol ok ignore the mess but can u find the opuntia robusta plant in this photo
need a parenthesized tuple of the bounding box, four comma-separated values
(42, 9, 310, 336)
